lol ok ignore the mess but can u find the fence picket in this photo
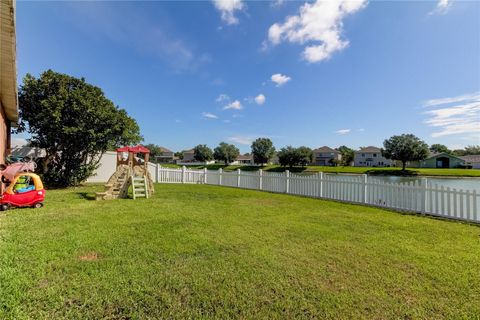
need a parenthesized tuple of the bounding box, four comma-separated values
(473, 190, 478, 221)
(466, 190, 471, 221)
(459, 189, 464, 219)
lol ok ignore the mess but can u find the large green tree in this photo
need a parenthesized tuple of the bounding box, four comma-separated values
(382, 134, 429, 171)
(17, 70, 141, 187)
(251, 138, 276, 165)
(213, 142, 240, 164)
(277, 146, 297, 168)
(193, 144, 213, 162)
(278, 146, 313, 168)
(337, 145, 354, 166)
(296, 146, 313, 167)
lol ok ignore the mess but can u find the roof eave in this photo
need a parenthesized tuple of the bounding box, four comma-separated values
(0, 0, 19, 122)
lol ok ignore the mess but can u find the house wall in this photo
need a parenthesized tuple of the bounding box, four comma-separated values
(420, 156, 465, 168)
(471, 162, 480, 169)
(183, 152, 195, 162)
(231, 159, 253, 165)
(313, 152, 341, 166)
(156, 151, 175, 163)
(0, 101, 9, 164)
(354, 152, 392, 167)
(160, 151, 174, 157)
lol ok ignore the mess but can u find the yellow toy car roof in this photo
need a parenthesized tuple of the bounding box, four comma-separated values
(4, 173, 44, 195)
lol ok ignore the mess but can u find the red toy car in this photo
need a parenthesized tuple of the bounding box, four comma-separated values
(0, 173, 45, 211)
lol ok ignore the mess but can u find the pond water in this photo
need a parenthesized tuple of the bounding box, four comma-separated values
(317, 173, 480, 191)
(372, 176, 480, 192)
(367, 176, 480, 191)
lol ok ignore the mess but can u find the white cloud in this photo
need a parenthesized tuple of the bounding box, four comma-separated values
(423, 92, 480, 107)
(271, 73, 291, 87)
(335, 129, 351, 135)
(227, 135, 253, 145)
(423, 92, 480, 138)
(216, 93, 230, 103)
(202, 112, 219, 119)
(224, 100, 243, 110)
(212, 0, 245, 25)
(429, 0, 452, 15)
(254, 94, 266, 105)
(267, 0, 368, 63)
(271, 0, 285, 7)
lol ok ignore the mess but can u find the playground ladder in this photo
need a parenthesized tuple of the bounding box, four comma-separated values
(131, 175, 149, 200)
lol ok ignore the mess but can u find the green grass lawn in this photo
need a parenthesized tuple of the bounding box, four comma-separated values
(162, 163, 480, 177)
(1, 184, 479, 319)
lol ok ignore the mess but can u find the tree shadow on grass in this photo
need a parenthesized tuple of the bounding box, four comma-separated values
(366, 169, 418, 176)
(76, 192, 96, 201)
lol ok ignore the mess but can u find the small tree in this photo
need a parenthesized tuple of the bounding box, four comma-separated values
(251, 138, 275, 165)
(430, 144, 450, 154)
(277, 146, 312, 168)
(277, 146, 297, 168)
(328, 158, 340, 167)
(383, 134, 429, 171)
(214, 142, 240, 164)
(337, 145, 354, 166)
(193, 144, 213, 162)
(296, 146, 313, 167)
(175, 151, 184, 160)
(17, 70, 141, 187)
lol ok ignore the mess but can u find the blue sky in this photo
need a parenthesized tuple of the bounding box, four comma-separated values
(14, 0, 480, 153)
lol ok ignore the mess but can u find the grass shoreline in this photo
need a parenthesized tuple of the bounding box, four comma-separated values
(160, 163, 480, 177)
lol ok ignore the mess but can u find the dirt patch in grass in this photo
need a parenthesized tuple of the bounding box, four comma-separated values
(78, 252, 100, 261)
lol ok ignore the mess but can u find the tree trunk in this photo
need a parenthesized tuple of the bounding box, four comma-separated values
(42, 153, 55, 174)
(402, 161, 406, 171)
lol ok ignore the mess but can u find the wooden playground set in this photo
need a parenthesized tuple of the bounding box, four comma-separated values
(96, 145, 155, 200)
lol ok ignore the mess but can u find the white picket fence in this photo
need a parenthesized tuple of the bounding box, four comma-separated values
(154, 166, 479, 223)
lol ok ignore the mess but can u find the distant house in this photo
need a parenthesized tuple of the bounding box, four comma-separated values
(419, 153, 466, 168)
(354, 146, 392, 167)
(182, 149, 195, 162)
(459, 155, 480, 169)
(312, 146, 341, 166)
(154, 147, 175, 163)
(233, 154, 253, 165)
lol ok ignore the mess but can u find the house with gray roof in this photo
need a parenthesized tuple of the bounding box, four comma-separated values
(419, 153, 466, 168)
(312, 146, 341, 166)
(354, 146, 392, 167)
(460, 155, 480, 169)
(182, 149, 195, 162)
(154, 147, 176, 163)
